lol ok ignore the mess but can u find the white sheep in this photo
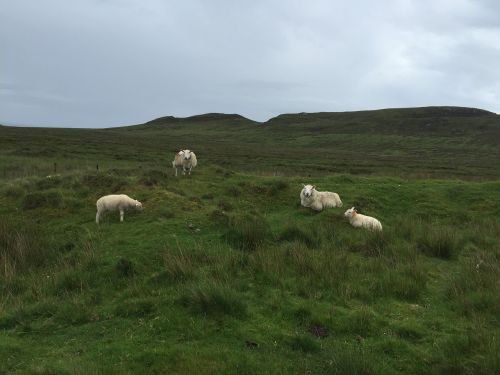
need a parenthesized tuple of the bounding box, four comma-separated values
(172, 149, 198, 176)
(300, 184, 343, 212)
(96, 194, 143, 224)
(344, 207, 382, 231)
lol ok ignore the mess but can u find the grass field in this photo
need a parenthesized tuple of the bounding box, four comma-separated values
(1, 106, 499, 374)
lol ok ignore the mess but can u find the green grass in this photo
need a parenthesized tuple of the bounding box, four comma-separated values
(0, 107, 500, 373)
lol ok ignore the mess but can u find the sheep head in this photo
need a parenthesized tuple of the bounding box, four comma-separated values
(302, 184, 315, 198)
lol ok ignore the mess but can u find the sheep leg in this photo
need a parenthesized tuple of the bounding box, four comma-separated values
(120, 210, 124, 222)
(96, 210, 100, 224)
(182, 167, 186, 175)
(188, 166, 192, 175)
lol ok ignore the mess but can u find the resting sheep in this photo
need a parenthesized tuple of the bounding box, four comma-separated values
(300, 184, 343, 212)
(172, 149, 197, 176)
(96, 194, 143, 224)
(344, 207, 382, 232)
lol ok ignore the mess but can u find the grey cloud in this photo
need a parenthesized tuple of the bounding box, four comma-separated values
(0, 0, 499, 127)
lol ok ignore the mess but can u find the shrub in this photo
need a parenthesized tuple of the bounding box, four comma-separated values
(224, 214, 270, 251)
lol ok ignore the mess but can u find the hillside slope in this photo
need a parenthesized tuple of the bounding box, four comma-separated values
(1, 106, 499, 180)
(0, 106, 499, 373)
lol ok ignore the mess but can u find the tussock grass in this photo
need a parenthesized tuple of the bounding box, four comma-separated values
(80, 172, 128, 192)
(2, 184, 25, 199)
(288, 335, 321, 353)
(139, 169, 168, 186)
(447, 249, 500, 315)
(115, 258, 136, 277)
(326, 345, 375, 375)
(115, 299, 156, 318)
(21, 189, 63, 210)
(224, 213, 270, 251)
(162, 246, 196, 282)
(178, 283, 247, 318)
(417, 224, 461, 259)
(0, 220, 49, 281)
(278, 223, 320, 248)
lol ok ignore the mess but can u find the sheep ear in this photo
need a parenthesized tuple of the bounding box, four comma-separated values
(312, 185, 316, 189)
(303, 184, 306, 188)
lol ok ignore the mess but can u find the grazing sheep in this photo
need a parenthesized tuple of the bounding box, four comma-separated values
(172, 149, 198, 176)
(300, 184, 343, 212)
(344, 207, 382, 232)
(96, 194, 142, 224)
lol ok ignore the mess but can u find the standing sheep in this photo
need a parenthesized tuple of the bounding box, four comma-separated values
(300, 184, 343, 212)
(96, 194, 143, 224)
(172, 149, 197, 176)
(344, 207, 382, 232)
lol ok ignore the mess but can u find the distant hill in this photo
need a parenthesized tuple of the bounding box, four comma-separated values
(1, 106, 499, 179)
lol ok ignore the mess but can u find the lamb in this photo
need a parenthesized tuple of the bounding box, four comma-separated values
(344, 207, 382, 232)
(172, 149, 198, 176)
(300, 184, 343, 212)
(96, 194, 143, 224)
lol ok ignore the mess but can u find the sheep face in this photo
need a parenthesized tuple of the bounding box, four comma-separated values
(344, 207, 356, 218)
(183, 150, 193, 161)
(302, 184, 316, 198)
(135, 200, 143, 210)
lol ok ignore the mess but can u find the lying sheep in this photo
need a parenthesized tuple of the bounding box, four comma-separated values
(172, 149, 197, 176)
(300, 184, 343, 212)
(344, 207, 382, 231)
(96, 194, 143, 224)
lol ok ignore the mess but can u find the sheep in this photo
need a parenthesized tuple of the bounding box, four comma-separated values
(172, 149, 198, 176)
(96, 194, 142, 224)
(344, 207, 382, 232)
(300, 184, 343, 212)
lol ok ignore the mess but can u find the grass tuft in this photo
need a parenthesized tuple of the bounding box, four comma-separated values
(21, 190, 63, 210)
(417, 225, 460, 259)
(178, 283, 247, 318)
(0, 220, 49, 281)
(224, 214, 270, 251)
(288, 335, 320, 353)
(278, 223, 320, 248)
(115, 258, 136, 277)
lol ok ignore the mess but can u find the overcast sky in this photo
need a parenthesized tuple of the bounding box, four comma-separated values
(1, 0, 499, 128)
